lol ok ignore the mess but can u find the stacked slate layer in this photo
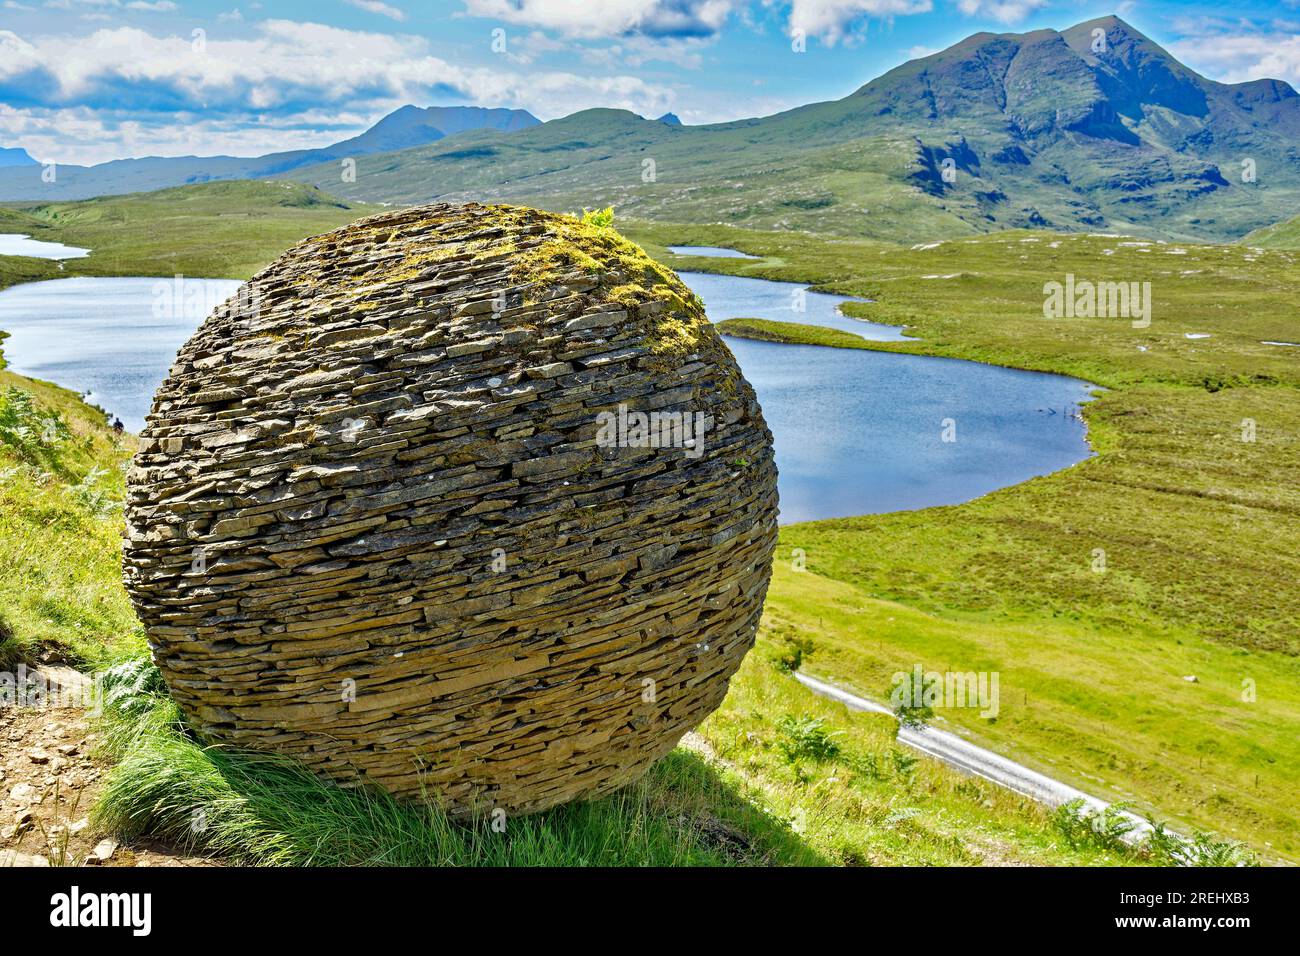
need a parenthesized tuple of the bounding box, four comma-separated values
(122, 202, 779, 814)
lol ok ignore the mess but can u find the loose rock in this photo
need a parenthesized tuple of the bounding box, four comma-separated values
(0, 850, 49, 867)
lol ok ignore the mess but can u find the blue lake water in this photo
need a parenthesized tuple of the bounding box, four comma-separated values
(725, 337, 1094, 522)
(678, 270, 907, 341)
(0, 276, 241, 431)
(668, 245, 760, 260)
(0, 233, 90, 259)
(0, 273, 1095, 522)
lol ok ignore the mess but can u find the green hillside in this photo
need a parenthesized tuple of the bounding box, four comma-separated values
(281, 16, 1300, 244)
(1244, 213, 1300, 249)
(3, 180, 366, 280)
(626, 219, 1300, 859)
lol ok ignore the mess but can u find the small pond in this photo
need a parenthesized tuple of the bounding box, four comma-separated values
(0, 233, 90, 260)
(668, 245, 760, 260)
(0, 276, 241, 431)
(678, 270, 907, 342)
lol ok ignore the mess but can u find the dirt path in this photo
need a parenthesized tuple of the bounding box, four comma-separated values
(1, 699, 215, 867)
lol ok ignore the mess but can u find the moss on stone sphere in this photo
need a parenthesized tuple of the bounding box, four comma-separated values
(122, 201, 778, 815)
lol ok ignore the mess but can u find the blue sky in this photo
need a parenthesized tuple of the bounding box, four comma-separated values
(2, 0, 1299, 164)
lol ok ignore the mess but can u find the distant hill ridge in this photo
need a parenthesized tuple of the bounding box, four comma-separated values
(0, 105, 539, 201)
(0, 148, 35, 169)
(3, 16, 1298, 242)
(278, 15, 1300, 242)
(1244, 212, 1300, 248)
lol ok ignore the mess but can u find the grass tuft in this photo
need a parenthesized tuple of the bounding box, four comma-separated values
(90, 658, 816, 867)
(1050, 798, 1258, 866)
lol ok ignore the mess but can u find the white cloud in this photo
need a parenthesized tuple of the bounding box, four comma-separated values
(498, 22, 716, 69)
(42, 0, 164, 8)
(462, 0, 736, 39)
(345, 0, 407, 22)
(581, 34, 713, 69)
(1169, 31, 1300, 85)
(503, 29, 568, 64)
(0, 102, 380, 166)
(786, 0, 932, 45)
(0, 20, 679, 163)
(955, 0, 1046, 25)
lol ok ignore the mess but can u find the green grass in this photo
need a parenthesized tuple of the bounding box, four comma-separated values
(3, 182, 1292, 863)
(624, 218, 1300, 861)
(91, 661, 815, 867)
(1243, 213, 1300, 249)
(91, 647, 1160, 867)
(3, 180, 366, 280)
(763, 560, 1296, 860)
(692, 641, 1167, 866)
(0, 372, 141, 669)
(716, 318, 881, 348)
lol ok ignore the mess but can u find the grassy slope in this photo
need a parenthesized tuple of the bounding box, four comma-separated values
(93, 646, 1147, 866)
(0, 393, 1135, 868)
(628, 222, 1300, 861)
(3, 180, 366, 280)
(0, 183, 1147, 866)
(0, 181, 364, 667)
(0, 370, 139, 669)
(0, 406, 1144, 872)
(1244, 213, 1300, 250)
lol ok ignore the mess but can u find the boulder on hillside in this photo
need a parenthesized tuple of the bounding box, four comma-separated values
(122, 202, 778, 815)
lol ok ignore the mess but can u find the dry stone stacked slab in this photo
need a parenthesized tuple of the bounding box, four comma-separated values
(122, 202, 778, 815)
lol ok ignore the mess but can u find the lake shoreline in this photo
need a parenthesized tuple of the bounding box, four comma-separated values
(0, 268, 1096, 524)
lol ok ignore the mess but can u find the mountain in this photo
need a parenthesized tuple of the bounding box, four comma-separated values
(0, 148, 35, 168)
(278, 16, 1300, 243)
(0, 105, 539, 201)
(656, 113, 683, 126)
(324, 105, 539, 155)
(4, 17, 1298, 242)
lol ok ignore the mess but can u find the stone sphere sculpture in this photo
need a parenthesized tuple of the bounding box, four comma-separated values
(122, 202, 778, 815)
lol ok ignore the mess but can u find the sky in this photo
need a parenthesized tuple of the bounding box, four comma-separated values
(2, 0, 1299, 165)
